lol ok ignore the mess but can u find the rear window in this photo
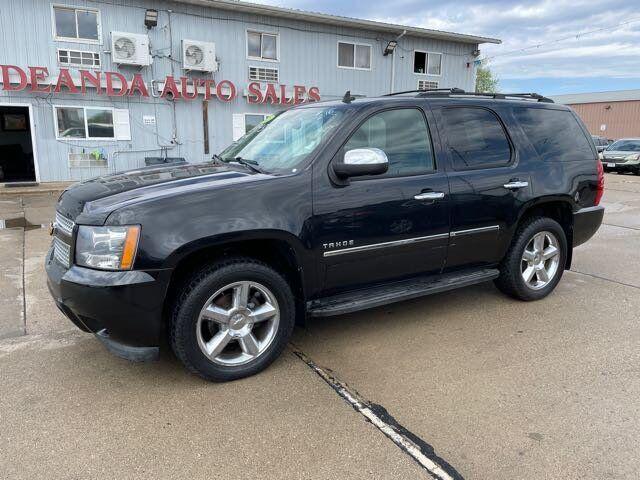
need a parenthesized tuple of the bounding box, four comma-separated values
(514, 108, 595, 162)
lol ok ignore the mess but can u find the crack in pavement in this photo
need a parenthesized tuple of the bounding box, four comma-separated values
(291, 345, 465, 480)
(568, 269, 640, 290)
(602, 222, 640, 232)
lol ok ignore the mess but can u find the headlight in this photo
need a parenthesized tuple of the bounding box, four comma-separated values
(624, 153, 640, 161)
(76, 225, 140, 270)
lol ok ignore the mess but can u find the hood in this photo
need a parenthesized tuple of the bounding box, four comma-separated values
(57, 161, 269, 222)
(602, 150, 640, 159)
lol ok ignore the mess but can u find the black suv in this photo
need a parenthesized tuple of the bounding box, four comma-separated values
(46, 90, 605, 381)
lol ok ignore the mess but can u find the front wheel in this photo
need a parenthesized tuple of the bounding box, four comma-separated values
(495, 217, 567, 301)
(170, 258, 295, 382)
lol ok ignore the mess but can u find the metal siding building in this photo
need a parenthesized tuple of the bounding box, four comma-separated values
(551, 90, 640, 140)
(0, 0, 499, 183)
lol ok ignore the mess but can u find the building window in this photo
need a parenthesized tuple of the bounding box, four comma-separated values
(338, 42, 371, 70)
(58, 49, 100, 68)
(53, 6, 100, 42)
(54, 106, 121, 140)
(247, 31, 278, 61)
(414, 51, 442, 76)
(418, 80, 439, 90)
(249, 66, 279, 83)
(244, 114, 268, 134)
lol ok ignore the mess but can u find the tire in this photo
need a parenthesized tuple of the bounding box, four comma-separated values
(495, 217, 567, 301)
(170, 257, 295, 382)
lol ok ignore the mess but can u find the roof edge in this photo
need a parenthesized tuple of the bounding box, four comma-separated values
(171, 0, 501, 45)
(550, 89, 640, 105)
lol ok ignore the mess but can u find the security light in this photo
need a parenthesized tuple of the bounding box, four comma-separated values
(383, 40, 398, 56)
(144, 9, 158, 29)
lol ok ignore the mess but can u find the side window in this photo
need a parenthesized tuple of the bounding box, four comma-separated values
(442, 107, 511, 170)
(343, 109, 434, 178)
(513, 108, 595, 162)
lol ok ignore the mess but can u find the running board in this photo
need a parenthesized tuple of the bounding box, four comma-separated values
(307, 268, 499, 317)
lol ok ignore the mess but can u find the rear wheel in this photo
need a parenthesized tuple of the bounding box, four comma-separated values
(495, 217, 567, 301)
(171, 258, 295, 381)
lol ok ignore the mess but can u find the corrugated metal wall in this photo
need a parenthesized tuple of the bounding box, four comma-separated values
(0, 0, 480, 181)
(569, 101, 640, 140)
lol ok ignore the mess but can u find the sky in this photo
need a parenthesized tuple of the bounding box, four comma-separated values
(252, 0, 640, 95)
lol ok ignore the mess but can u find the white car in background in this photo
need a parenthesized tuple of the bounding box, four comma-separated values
(601, 138, 640, 175)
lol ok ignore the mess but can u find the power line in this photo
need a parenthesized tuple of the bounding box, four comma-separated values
(483, 16, 640, 62)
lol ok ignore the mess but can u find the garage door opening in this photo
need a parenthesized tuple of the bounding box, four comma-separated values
(0, 106, 36, 183)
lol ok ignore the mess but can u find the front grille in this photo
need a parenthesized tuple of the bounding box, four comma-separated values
(55, 211, 75, 236)
(53, 237, 71, 268)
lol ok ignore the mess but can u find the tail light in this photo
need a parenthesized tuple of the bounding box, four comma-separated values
(595, 160, 604, 206)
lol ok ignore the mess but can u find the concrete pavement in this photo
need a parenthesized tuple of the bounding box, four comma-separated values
(1, 174, 639, 479)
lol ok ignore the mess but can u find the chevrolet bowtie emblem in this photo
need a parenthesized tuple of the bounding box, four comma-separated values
(48, 223, 56, 236)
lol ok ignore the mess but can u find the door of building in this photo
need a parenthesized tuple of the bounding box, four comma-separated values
(0, 105, 36, 183)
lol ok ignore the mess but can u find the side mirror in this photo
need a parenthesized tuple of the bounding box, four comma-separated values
(333, 148, 389, 178)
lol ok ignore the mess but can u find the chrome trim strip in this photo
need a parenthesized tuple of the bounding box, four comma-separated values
(450, 225, 500, 237)
(323, 233, 449, 257)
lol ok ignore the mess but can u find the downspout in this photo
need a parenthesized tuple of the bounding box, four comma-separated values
(390, 30, 407, 94)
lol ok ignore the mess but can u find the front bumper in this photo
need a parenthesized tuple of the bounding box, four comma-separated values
(602, 160, 639, 172)
(45, 246, 171, 361)
(573, 205, 604, 247)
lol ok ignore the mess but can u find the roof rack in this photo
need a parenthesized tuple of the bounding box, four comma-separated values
(384, 88, 466, 96)
(384, 88, 554, 103)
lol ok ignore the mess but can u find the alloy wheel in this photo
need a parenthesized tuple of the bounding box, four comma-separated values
(521, 231, 561, 290)
(196, 281, 280, 366)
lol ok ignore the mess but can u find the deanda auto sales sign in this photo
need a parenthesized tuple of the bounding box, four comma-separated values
(0, 65, 320, 104)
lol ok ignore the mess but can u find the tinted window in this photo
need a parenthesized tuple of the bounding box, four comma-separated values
(344, 109, 434, 177)
(514, 108, 594, 162)
(442, 107, 511, 169)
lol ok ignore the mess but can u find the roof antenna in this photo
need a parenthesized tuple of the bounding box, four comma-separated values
(342, 90, 356, 103)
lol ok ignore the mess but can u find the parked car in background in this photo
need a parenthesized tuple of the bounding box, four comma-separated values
(601, 138, 640, 175)
(46, 90, 605, 382)
(591, 135, 610, 153)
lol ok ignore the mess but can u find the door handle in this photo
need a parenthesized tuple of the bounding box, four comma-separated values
(414, 191, 445, 200)
(503, 181, 529, 190)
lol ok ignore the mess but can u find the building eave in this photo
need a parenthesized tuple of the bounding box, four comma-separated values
(550, 89, 640, 105)
(171, 0, 502, 45)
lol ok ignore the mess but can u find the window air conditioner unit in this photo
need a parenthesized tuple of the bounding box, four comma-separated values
(182, 40, 217, 72)
(111, 31, 152, 66)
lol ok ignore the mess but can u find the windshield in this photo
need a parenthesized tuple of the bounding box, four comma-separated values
(606, 140, 640, 152)
(219, 106, 347, 174)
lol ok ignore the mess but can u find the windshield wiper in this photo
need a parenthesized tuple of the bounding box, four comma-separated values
(232, 156, 266, 174)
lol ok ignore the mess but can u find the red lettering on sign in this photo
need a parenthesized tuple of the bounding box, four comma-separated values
(160, 76, 181, 99)
(180, 77, 199, 100)
(79, 70, 101, 95)
(1, 65, 27, 91)
(293, 85, 306, 105)
(308, 86, 320, 102)
(29, 66, 52, 94)
(278, 85, 289, 105)
(216, 80, 236, 102)
(202, 79, 216, 100)
(128, 73, 149, 97)
(263, 83, 279, 105)
(247, 82, 263, 104)
(54, 69, 79, 94)
(105, 72, 127, 96)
